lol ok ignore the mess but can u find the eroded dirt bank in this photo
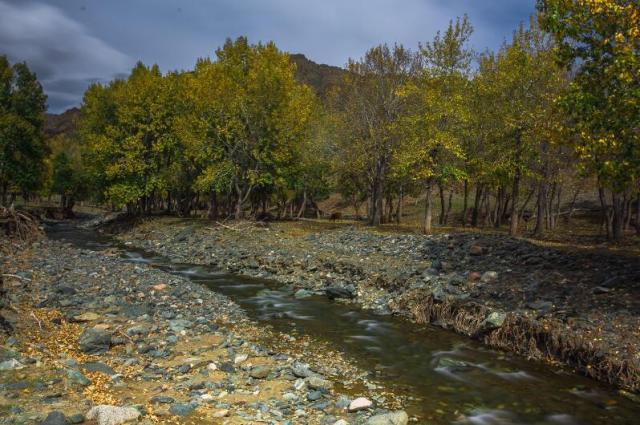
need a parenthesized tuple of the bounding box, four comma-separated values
(114, 218, 640, 394)
(0, 235, 406, 424)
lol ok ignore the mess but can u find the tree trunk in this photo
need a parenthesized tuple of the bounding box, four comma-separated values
(598, 187, 612, 239)
(566, 187, 580, 224)
(462, 180, 469, 226)
(509, 168, 521, 236)
(624, 198, 632, 230)
(444, 190, 453, 225)
(369, 159, 386, 226)
(438, 182, 446, 225)
(482, 189, 490, 226)
(297, 189, 307, 218)
(472, 184, 482, 227)
(396, 186, 403, 224)
(635, 196, 640, 236)
(494, 187, 503, 228)
(612, 192, 625, 241)
(208, 191, 218, 220)
(423, 180, 434, 234)
(534, 180, 547, 236)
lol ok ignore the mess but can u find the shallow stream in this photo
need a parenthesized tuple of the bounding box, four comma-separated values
(49, 223, 640, 424)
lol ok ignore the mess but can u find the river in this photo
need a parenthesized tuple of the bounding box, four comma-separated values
(49, 223, 640, 424)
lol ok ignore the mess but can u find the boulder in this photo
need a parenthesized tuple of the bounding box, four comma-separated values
(78, 328, 111, 354)
(85, 405, 140, 425)
(326, 286, 354, 300)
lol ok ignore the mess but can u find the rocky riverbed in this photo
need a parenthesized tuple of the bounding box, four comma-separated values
(113, 218, 640, 394)
(0, 236, 408, 424)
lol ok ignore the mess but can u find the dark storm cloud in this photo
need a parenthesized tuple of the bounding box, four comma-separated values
(0, 0, 535, 112)
(0, 0, 132, 112)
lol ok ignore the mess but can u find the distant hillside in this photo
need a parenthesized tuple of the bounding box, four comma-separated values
(290, 53, 347, 98)
(44, 107, 80, 139)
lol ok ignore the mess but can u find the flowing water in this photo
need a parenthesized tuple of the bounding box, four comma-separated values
(49, 224, 640, 424)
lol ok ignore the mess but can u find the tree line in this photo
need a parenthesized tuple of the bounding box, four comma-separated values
(1, 1, 638, 240)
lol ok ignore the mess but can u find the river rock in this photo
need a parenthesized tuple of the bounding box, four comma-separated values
(294, 289, 313, 299)
(67, 369, 90, 386)
(291, 363, 314, 378)
(78, 328, 111, 353)
(480, 271, 498, 283)
(86, 405, 140, 425)
(213, 409, 229, 417)
(73, 312, 99, 322)
(81, 362, 116, 376)
(348, 397, 372, 412)
(234, 353, 248, 364)
(249, 365, 271, 379)
(306, 376, 333, 391)
(469, 244, 484, 256)
(326, 286, 354, 300)
(167, 319, 191, 332)
(0, 358, 24, 370)
(41, 411, 67, 425)
(481, 311, 506, 331)
(307, 390, 323, 401)
(366, 411, 409, 425)
(151, 395, 174, 404)
(169, 402, 197, 416)
(125, 324, 148, 336)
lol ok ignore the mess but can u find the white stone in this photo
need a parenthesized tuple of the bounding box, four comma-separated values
(86, 405, 140, 425)
(234, 354, 248, 364)
(206, 362, 218, 371)
(200, 393, 214, 402)
(334, 420, 349, 425)
(481, 271, 499, 283)
(212, 409, 229, 417)
(348, 397, 373, 412)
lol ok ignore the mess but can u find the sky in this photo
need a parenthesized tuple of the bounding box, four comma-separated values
(0, 0, 536, 113)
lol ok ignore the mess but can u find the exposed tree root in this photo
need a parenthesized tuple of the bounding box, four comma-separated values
(403, 292, 639, 393)
(1, 206, 43, 249)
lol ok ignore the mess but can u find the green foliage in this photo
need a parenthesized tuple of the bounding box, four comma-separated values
(538, 0, 640, 193)
(0, 56, 47, 203)
(80, 37, 316, 216)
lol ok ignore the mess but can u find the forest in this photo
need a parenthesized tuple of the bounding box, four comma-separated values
(1, 0, 639, 241)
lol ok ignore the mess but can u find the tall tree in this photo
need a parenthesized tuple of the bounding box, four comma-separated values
(538, 0, 640, 240)
(398, 16, 473, 233)
(341, 44, 419, 226)
(0, 57, 47, 205)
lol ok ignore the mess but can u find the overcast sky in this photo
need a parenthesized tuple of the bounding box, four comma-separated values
(0, 0, 535, 113)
